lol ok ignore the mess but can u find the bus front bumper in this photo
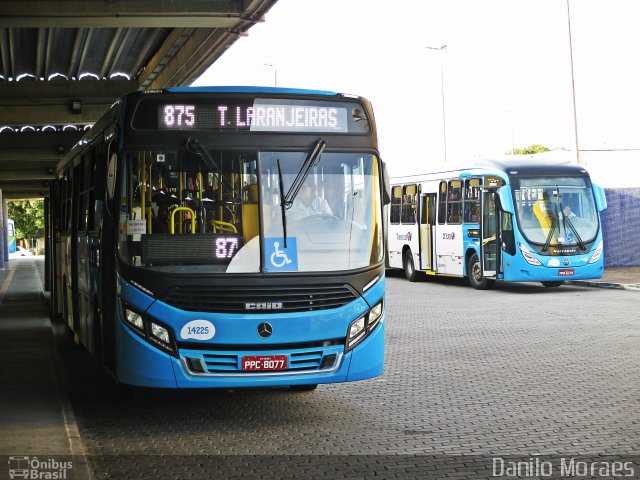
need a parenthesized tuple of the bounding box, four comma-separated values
(115, 316, 385, 389)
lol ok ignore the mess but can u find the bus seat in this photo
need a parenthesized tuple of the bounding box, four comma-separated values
(247, 184, 259, 202)
(532, 198, 554, 238)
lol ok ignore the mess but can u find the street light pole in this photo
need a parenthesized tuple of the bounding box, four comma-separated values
(566, 0, 581, 165)
(426, 45, 448, 162)
(263, 63, 277, 87)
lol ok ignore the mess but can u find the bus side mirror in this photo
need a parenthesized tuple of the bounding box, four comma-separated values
(592, 184, 607, 212)
(381, 160, 391, 205)
(107, 152, 117, 200)
(496, 186, 514, 214)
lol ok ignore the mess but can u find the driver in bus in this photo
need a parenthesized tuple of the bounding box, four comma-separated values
(289, 180, 333, 221)
(562, 205, 577, 219)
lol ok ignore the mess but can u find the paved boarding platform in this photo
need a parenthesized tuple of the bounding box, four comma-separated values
(0, 257, 91, 480)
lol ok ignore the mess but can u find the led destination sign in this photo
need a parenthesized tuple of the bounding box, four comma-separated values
(158, 100, 350, 133)
(125, 94, 375, 134)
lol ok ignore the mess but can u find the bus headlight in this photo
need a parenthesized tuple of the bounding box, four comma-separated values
(346, 300, 383, 352)
(121, 302, 177, 357)
(588, 240, 603, 264)
(125, 308, 145, 331)
(368, 302, 383, 330)
(151, 322, 171, 344)
(518, 243, 542, 266)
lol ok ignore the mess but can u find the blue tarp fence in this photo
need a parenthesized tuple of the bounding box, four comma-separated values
(601, 188, 640, 267)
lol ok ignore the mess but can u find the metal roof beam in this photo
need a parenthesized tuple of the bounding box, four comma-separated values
(0, 185, 50, 199)
(0, 103, 110, 125)
(0, 148, 62, 163)
(0, 1, 248, 28)
(0, 131, 83, 148)
(0, 79, 137, 101)
(147, 28, 240, 88)
(0, 170, 55, 181)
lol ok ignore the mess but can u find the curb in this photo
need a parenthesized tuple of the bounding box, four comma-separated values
(567, 280, 640, 291)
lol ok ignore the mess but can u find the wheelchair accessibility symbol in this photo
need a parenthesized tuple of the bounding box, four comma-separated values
(265, 237, 298, 272)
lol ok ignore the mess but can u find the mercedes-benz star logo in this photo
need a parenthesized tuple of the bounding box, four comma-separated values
(257, 322, 273, 338)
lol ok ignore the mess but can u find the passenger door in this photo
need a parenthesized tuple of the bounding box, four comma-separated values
(481, 190, 499, 279)
(419, 193, 436, 270)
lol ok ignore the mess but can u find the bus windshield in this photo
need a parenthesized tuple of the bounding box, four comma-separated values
(512, 176, 599, 248)
(117, 146, 383, 273)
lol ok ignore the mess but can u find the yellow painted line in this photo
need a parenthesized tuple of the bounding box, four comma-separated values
(0, 264, 16, 307)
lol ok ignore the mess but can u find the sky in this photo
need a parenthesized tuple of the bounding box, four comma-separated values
(193, 0, 640, 184)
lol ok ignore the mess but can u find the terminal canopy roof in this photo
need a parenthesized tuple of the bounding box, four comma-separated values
(0, 0, 278, 199)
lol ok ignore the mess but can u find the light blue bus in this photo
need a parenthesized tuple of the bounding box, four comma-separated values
(387, 159, 607, 288)
(51, 87, 390, 390)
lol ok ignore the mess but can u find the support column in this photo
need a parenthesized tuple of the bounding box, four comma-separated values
(0, 190, 5, 270)
(44, 198, 50, 291)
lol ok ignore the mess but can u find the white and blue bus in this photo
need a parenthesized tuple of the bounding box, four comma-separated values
(51, 87, 390, 390)
(6, 218, 16, 254)
(387, 159, 607, 289)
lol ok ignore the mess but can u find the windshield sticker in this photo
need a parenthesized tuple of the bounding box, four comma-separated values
(265, 237, 298, 272)
(127, 219, 146, 235)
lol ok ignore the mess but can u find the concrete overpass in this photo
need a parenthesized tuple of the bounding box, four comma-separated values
(0, 0, 278, 200)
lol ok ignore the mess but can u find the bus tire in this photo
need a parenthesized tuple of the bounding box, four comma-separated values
(468, 253, 494, 290)
(289, 384, 318, 392)
(541, 281, 564, 288)
(403, 249, 417, 282)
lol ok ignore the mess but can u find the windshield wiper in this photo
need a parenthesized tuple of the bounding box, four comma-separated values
(283, 138, 326, 208)
(277, 159, 288, 248)
(562, 212, 586, 251)
(275, 138, 326, 248)
(186, 136, 241, 203)
(555, 190, 586, 253)
(555, 185, 586, 251)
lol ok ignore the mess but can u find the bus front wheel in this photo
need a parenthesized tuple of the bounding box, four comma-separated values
(468, 253, 495, 290)
(403, 249, 417, 282)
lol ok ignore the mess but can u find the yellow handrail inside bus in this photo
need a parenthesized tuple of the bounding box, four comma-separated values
(170, 207, 195, 234)
(209, 220, 237, 233)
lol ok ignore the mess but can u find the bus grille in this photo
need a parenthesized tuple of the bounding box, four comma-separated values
(203, 350, 324, 374)
(162, 284, 357, 313)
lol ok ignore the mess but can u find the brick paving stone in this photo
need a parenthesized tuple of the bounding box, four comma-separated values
(57, 272, 639, 478)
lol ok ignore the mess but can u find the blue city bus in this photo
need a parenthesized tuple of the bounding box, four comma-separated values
(6, 218, 16, 254)
(387, 159, 607, 288)
(50, 87, 390, 389)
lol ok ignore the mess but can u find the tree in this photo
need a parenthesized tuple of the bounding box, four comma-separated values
(7, 200, 45, 241)
(511, 144, 551, 155)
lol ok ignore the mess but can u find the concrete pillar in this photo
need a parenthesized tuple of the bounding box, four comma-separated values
(0, 190, 5, 270)
(44, 198, 50, 291)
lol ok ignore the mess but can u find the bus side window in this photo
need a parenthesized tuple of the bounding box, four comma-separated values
(390, 186, 402, 224)
(437, 181, 447, 224)
(447, 180, 462, 224)
(464, 178, 481, 223)
(401, 184, 417, 224)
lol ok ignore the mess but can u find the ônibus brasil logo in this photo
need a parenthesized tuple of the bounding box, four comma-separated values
(396, 232, 412, 241)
